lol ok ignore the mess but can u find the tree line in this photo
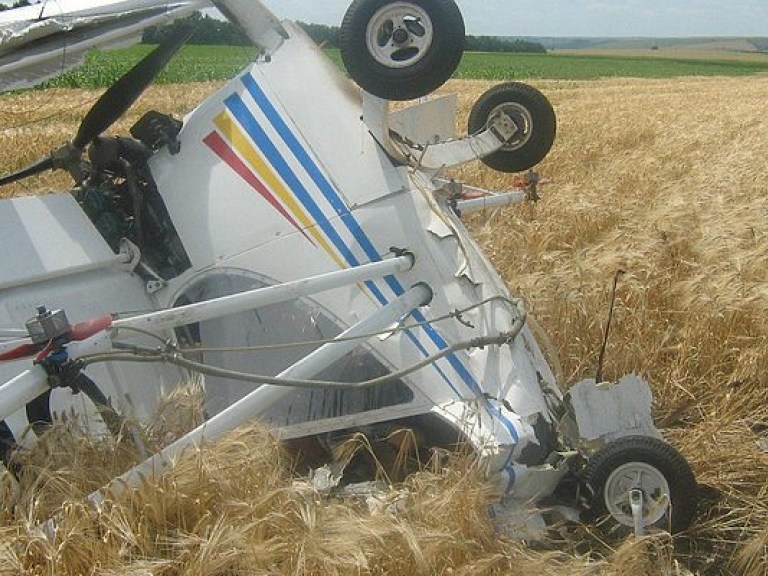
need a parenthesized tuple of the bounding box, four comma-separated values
(0, 5, 545, 53)
(141, 14, 547, 53)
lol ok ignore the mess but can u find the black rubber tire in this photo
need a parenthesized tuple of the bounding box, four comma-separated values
(340, 0, 465, 101)
(582, 435, 697, 536)
(467, 82, 556, 173)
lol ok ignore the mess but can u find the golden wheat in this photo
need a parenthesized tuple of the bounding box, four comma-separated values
(2, 75, 768, 573)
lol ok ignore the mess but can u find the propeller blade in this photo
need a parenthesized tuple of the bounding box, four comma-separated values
(73, 26, 195, 150)
(0, 156, 54, 187)
(0, 27, 194, 188)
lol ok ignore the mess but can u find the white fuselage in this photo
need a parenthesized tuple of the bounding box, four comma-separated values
(0, 14, 563, 501)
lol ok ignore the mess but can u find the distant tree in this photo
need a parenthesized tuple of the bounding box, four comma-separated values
(142, 12, 250, 46)
(140, 14, 547, 54)
(749, 38, 768, 53)
(144, 18, 340, 47)
(465, 36, 547, 53)
(298, 22, 340, 48)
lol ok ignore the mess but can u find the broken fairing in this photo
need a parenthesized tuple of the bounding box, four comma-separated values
(0, 0, 205, 91)
(0, 0, 696, 537)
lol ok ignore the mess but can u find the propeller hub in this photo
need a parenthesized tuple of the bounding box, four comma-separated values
(50, 142, 85, 184)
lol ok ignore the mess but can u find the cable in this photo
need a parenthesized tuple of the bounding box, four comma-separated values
(77, 301, 527, 392)
(71, 373, 124, 438)
(177, 295, 523, 354)
(80, 331, 520, 391)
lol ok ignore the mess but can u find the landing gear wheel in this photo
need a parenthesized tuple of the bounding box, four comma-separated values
(582, 436, 697, 536)
(467, 82, 556, 173)
(340, 0, 465, 101)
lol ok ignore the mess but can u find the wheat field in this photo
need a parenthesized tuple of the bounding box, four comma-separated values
(556, 47, 768, 62)
(2, 75, 768, 574)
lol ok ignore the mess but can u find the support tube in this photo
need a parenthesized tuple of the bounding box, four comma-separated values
(90, 283, 432, 502)
(112, 255, 414, 333)
(456, 192, 526, 214)
(0, 367, 49, 422)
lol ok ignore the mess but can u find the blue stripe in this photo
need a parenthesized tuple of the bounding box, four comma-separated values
(242, 74, 381, 260)
(225, 94, 393, 309)
(505, 466, 516, 494)
(402, 329, 462, 396)
(238, 75, 467, 394)
(225, 95, 354, 263)
(236, 73, 519, 450)
(411, 309, 520, 446)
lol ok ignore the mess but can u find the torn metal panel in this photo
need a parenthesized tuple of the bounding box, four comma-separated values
(0, 0, 203, 91)
(562, 374, 662, 452)
(388, 93, 457, 146)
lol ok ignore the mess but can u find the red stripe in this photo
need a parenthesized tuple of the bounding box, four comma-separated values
(0, 315, 112, 363)
(0, 342, 43, 362)
(70, 315, 113, 341)
(204, 131, 308, 237)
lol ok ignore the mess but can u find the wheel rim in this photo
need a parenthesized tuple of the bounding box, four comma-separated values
(365, 2, 435, 69)
(604, 462, 671, 528)
(489, 102, 534, 151)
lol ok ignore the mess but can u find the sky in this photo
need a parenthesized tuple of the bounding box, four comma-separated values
(1, 0, 764, 37)
(263, 0, 768, 38)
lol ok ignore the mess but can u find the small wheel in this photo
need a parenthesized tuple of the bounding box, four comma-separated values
(340, 0, 465, 100)
(582, 436, 697, 536)
(467, 82, 556, 173)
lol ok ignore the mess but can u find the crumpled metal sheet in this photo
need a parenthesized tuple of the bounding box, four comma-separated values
(563, 374, 663, 452)
(0, 0, 204, 91)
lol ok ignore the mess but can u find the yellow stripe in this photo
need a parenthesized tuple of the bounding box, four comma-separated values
(213, 112, 345, 268)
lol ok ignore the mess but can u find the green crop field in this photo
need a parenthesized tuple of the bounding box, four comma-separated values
(40, 45, 261, 89)
(456, 50, 768, 80)
(38, 44, 768, 89)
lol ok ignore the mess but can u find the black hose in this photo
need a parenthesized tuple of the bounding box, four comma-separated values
(26, 389, 53, 435)
(85, 309, 527, 392)
(0, 419, 20, 476)
(71, 373, 125, 438)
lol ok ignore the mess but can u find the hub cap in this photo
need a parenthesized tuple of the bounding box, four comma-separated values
(366, 2, 435, 69)
(489, 102, 534, 151)
(604, 462, 671, 528)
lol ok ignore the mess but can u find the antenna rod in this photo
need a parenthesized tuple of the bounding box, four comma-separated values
(595, 269, 626, 384)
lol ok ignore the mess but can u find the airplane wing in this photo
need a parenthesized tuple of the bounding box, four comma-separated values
(0, 0, 206, 92)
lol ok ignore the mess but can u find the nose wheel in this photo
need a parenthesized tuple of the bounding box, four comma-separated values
(582, 435, 697, 536)
(604, 461, 671, 533)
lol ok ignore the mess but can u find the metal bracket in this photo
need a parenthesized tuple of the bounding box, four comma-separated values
(146, 279, 167, 295)
(363, 92, 521, 172)
(135, 261, 167, 295)
(630, 489, 645, 536)
(488, 110, 519, 143)
(117, 238, 142, 272)
(25, 306, 71, 345)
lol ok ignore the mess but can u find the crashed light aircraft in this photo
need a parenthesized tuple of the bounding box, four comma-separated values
(0, 0, 697, 538)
